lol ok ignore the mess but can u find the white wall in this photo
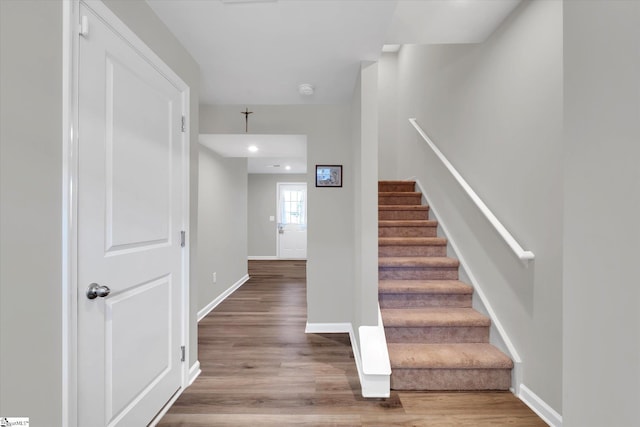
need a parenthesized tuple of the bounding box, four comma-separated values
(353, 62, 380, 330)
(379, 0, 563, 413)
(0, 1, 200, 424)
(198, 146, 248, 311)
(200, 104, 355, 324)
(0, 1, 63, 423)
(377, 52, 398, 180)
(563, 1, 640, 426)
(248, 173, 308, 258)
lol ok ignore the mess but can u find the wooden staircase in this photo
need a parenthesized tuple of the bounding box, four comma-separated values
(378, 181, 513, 390)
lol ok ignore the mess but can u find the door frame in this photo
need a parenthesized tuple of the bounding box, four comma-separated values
(276, 182, 308, 259)
(62, 2, 192, 426)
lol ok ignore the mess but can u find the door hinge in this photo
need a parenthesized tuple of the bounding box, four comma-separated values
(180, 230, 186, 248)
(181, 116, 186, 133)
(180, 345, 185, 362)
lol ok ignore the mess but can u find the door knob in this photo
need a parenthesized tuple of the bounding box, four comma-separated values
(87, 283, 111, 300)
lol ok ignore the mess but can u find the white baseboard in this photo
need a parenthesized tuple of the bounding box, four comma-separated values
(519, 384, 562, 427)
(149, 359, 201, 427)
(304, 322, 351, 334)
(197, 274, 250, 322)
(305, 320, 391, 398)
(188, 361, 201, 386)
(248, 256, 278, 260)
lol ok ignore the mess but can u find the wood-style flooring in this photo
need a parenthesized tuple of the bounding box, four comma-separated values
(158, 260, 547, 426)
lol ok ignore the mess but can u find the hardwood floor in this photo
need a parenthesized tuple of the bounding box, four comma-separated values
(158, 260, 546, 426)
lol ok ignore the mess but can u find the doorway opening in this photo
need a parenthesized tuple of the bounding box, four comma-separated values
(277, 182, 307, 259)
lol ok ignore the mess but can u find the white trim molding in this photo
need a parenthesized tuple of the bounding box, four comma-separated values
(197, 274, 250, 322)
(149, 361, 200, 427)
(248, 256, 278, 260)
(305, 319, 391, 398)
(519, 384, 563, 427)
(304, 322, 352, 334)
(357, 307, 391, 398)
(188, 361, 202, 386)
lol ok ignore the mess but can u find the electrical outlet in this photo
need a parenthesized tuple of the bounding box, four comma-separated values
(212, 272, 217, 283)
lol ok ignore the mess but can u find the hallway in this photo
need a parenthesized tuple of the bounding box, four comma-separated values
(158, 260, 545, 426)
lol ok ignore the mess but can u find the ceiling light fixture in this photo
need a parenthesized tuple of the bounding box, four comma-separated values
(299, 83, 314, 96)
(285, 165, 291, 171)
(248, 145, 258, 152)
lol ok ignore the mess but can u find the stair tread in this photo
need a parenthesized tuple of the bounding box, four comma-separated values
(388, 343, 513, 369)
(379, 220, 438, 227)
(379, 191, 422, 196)
(379, 180, 417, 184)
(379, 257, 460, 268)
(379, 280, 472, 294)
(382, 307, 490, 327)
(379, 237, 446, 246)
(379, 205, 429, 211)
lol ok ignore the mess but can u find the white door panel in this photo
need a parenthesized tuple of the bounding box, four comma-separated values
(77, 4, 185, 426)
(277, 183, 307, 259)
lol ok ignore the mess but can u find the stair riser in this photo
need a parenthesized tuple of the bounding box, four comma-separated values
(379, 268, 458, 280)
(379, 227, 437, 238)
(379, 246, 447, 257)
(379, 210, 429, 221)
(390, 368, 512, 391)
(379, 183, 415, 192)
(379, 195, 422, 205)
(379, 294, 472, 309)
(384, 326, 489, 344)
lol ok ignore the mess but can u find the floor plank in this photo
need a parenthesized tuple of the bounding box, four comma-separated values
(158, 260, 547, 426)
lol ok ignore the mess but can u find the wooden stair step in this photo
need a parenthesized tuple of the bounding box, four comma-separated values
(379, 237, 447, 257)
(388, 343, 513, 370)
(382, 308, 490, 328)
(379, 205, 430, 220)
(378, 181, 416, 192)
(379, 192, 422, 205)
(379, 220, 437, 227)
(379, 220, 438, 238)
(379, 205, 429, 211)
(379, 237, 446, 246)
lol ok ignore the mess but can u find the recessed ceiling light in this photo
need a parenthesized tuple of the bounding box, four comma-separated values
(248, 145, 258, 152)
(285, 165, 291, 171)
(299, 83, 314, 96)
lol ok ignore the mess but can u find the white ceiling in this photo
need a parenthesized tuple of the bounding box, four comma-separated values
(150, 0, 520, 174)
(146, 0, 521, 106)
(199, 134, 307, 174)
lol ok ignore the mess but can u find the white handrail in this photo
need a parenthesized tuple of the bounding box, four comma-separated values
(409, 118, 535, 263)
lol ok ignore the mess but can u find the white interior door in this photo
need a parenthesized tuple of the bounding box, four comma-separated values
(77, 4, 186, 426)
(277, 183, 307, 259)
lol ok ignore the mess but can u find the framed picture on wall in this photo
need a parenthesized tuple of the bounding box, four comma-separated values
(315, 165, 342, 188)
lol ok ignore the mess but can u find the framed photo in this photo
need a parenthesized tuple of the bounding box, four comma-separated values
(315, 165, 342, 188)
